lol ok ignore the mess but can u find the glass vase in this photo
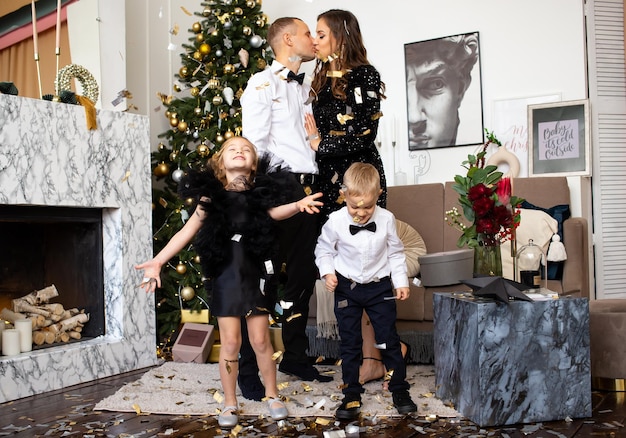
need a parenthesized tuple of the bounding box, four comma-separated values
(474, 239, 503, 277)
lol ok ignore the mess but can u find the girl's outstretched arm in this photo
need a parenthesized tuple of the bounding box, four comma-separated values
(269, 192, 323, 220)
(135, 205, 206, 292)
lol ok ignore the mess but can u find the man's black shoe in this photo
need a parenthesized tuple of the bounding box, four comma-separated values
(278, 359, 333, 382)
(392, 389, 418, 415)
(335, 393, 361, 420)
(237, 373, 265, 401)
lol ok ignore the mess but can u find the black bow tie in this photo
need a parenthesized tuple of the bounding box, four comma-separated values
(349, 222, 377, 235)
(287, 71, 305, 85)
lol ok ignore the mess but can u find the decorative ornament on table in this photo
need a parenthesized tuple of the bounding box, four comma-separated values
(445, 129, 524, 277)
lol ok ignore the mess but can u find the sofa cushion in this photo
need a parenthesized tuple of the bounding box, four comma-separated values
(502, 208, 558, 280)
(396, 219, 427, 278)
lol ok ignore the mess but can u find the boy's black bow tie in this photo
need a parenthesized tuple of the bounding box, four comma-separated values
(349, 222, 377, 235)
(287, 71, 305, 84)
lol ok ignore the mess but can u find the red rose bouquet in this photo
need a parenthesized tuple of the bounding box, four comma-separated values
(446, 130, 524, 250)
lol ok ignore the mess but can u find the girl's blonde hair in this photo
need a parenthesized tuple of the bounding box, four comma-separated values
(210, 136, 258, 186)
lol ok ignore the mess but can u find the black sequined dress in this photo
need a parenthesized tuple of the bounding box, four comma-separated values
(313, 64, 387, 219)
(178, 166, 289, 317)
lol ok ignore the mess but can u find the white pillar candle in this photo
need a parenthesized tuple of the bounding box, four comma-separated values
(15, 319, 33, 353)
(0, 320, 5, 350)
(2, 329, 20, 356)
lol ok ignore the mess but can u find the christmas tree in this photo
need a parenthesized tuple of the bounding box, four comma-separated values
(150, 0, 273, 346)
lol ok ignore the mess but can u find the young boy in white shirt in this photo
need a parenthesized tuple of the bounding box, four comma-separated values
(315, 162, 418, 420)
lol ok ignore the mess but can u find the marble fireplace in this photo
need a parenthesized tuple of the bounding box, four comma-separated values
(0, 94, 158, 403)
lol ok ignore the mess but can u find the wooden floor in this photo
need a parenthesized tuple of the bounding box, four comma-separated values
(1, 365, 625, 437)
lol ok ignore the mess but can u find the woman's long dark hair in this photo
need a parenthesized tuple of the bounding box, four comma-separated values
(311, 9, 378, 101)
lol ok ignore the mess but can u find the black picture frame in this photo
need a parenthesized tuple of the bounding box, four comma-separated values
(404, 31, 484, 150)
(528, 99, 591, 176)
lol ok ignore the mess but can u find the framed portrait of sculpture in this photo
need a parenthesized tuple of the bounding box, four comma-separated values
(528, 99, 591, 177)
(404, 31, 484, 150)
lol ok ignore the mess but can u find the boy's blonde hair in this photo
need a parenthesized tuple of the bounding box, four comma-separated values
(210, 136, 258, 185)
(342, 162, 381, 198)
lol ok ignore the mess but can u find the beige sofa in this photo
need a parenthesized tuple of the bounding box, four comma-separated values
(306, 176, 590, 363)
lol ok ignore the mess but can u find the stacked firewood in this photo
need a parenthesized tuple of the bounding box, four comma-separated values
(0, 285, 90, 346)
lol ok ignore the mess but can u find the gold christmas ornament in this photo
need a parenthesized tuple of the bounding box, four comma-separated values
(224, 130, 234, 140)
(246, 0, 256, 8)
(154, 162, 170, 177)
(185, 197, 194, 206)
(223, 63, 235, 74)
(199, 43, 211, 56)
(180, 286, 195, 301)
(173, 83, 181, 92)
(257, 58, 267, 70)
(202, 7, 211, 16)
(197, 144, 210, 157)
(192, 22, 202, 33)
(179, 66, 189, 78)
(55, 64, 100, 103)
(193, 51, 202, 60)
(158, 142, 166, 151)
(169, 151, 178, 161)
(208, 77, 221, 89)
(176, 263, 187, 275)
(195, 34, 204, 43)
(169, 116, 179, 127)
(194, 255, 201, 264)
(177, 120, 188, 132)
(243, 26, 252, 36)
(190, 86, 200, 97)
(233, 7, 243, 15)
(194, 106, 203, 115)
(216, 133, 225, 144)
(212, 95, 224, 105)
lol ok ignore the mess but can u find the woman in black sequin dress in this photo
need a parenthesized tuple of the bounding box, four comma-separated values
(305, 9, 409, 388)
(304, 9, 387, 220)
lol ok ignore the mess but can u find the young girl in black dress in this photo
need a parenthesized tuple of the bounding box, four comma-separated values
(135, 136, 322, 428)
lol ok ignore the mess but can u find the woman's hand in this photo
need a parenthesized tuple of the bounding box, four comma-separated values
(304, 113, 321, 151)
(296, 191, 324, 214)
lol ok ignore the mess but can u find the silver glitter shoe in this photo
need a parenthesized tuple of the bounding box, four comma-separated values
(267, 397, 288, 420)
(218, 405, 238, 428)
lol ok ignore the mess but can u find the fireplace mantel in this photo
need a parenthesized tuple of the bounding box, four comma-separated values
(0, 94, 157, 403)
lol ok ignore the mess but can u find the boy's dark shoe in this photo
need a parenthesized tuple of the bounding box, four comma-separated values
(237, 373, 265, 401)
(278, 359, 333, 382)
(392, 390, 418, 415)
(336, 393, 362, 420)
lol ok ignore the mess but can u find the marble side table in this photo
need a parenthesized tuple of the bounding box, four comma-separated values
(433, 292, 591, 427)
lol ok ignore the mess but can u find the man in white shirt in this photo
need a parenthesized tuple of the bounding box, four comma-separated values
(239, 17, 331, 400)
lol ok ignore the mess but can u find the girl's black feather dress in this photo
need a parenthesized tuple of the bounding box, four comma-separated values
(178, 163, 291, 317)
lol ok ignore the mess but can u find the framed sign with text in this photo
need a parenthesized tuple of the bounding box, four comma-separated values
(528, 99, 590, 177)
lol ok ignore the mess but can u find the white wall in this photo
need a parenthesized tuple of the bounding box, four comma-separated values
(129, 0, 587, 214)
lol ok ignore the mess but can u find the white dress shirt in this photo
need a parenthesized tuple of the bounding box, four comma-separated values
(240, 60, 318, 175)
(315, 206, 409, 288)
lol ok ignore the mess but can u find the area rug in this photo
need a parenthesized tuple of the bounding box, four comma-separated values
(94, 361, 459, 418)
